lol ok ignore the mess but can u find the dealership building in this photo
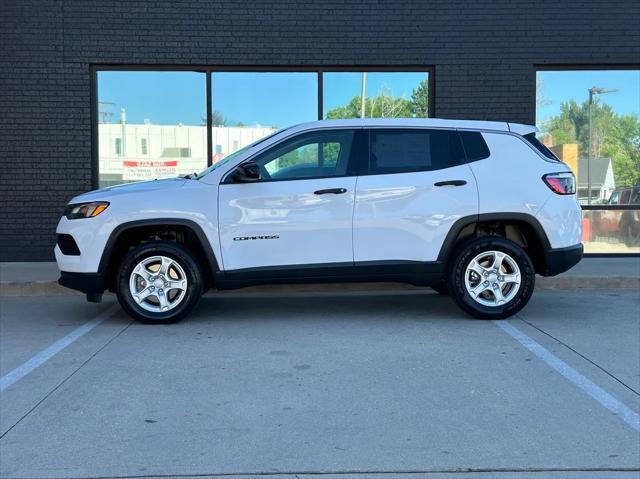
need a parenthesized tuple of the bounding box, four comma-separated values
(1, 1, 639, 261)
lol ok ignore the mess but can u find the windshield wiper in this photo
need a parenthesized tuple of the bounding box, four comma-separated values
(183, 172, 199, 179)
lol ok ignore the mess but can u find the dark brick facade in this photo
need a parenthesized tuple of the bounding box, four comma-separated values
(1, 0, 639, 261)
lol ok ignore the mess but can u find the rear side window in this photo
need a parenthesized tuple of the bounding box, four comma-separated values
(524, 132, 561, 162)
(368, 129, 465, 174)
(459, 131, 490, 161)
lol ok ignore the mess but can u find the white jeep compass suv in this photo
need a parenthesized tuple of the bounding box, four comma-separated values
(56, 119, 583, 323)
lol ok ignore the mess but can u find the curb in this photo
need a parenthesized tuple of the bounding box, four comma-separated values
(1, 277, 638, 297)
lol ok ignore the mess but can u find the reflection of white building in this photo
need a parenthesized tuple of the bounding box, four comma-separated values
(99, 123, 275, 185)
(577, 157, 616, 203)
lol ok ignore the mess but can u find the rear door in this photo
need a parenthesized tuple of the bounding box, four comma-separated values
(218, 129, 361, 271)
(353, 128, 479, 263)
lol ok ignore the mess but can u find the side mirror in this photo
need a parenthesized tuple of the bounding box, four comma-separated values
(230, 161, 261, 183)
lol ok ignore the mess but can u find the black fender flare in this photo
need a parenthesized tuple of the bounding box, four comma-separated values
(98, 218, 221, 279)
(437, 213, 552, 267)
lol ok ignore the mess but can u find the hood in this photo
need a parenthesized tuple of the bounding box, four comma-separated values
(70, 177, 188, 203)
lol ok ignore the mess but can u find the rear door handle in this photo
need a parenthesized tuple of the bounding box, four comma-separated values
(314, 188, 347, 195)
(434, 180, 467, 187)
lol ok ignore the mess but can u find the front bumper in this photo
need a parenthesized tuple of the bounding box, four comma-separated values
(542, 243, 584, 276)
(58, 271, 106, 302)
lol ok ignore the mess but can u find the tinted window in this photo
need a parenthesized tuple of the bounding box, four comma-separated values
(459, 131, 490, 161)
(368, 129, 464, 174)
(524, 132, 561, 162)
(252, 130, 355, 181)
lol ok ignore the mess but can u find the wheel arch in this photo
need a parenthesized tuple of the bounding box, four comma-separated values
(99, 219, 220, 292)
(438, 213, 552, 275)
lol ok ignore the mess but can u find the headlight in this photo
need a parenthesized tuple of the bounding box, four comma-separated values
(64, 201, 110, 219)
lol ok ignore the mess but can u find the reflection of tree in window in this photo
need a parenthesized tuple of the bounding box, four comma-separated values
(326, 78, 429, 119)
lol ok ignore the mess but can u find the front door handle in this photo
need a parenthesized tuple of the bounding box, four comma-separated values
(314, 188, 347, 195)
(434, 180, 467, 187)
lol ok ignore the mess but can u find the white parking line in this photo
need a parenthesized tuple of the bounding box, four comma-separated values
(0, 305, 120, 392)
(495, 320, 640, 432)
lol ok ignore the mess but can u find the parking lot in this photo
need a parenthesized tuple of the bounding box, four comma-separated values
(1, 289, 639, 479)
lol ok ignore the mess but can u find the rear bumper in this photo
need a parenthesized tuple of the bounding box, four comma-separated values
(542, 243, 584, 276)
(58, 271, 106, 302)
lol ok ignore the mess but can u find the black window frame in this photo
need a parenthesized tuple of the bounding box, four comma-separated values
(362, 127, 466, 176)
(91, 65, 435, 189)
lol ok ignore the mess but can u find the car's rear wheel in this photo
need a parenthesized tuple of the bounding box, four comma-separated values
(448, 237, 535, 319)
(116, 241, 203, 323)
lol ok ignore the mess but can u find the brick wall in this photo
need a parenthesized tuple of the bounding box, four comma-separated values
(1, 0, 639, 261)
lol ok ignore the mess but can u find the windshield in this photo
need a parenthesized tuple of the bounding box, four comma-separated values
(196, 128, 289, 178)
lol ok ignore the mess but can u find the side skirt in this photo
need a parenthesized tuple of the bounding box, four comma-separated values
(214, 260, 446, 290)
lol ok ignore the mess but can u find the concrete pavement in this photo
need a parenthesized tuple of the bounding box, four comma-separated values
(0, 289, 638, 478)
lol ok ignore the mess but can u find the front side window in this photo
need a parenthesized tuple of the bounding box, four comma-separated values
(252, 130, 355, 181)
(368, 129, 465, 175)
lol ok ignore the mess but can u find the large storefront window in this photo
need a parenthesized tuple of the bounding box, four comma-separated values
(97, 71, 207, 187)
(536, 69, 640, 254)
(323, 72, 430, 119)
(97, 69, 432, 187)
(210, 72, 317, 159)
(535, 69, 640, 205)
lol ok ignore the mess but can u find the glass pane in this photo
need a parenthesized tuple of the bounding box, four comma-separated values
(211, 72, 318, 162)
(583, 208, 640, 254)
(97, 71, 206, 187)
(369, 129, 464, 174)
(323, 72, 429, 119)
(255, 130, 354, 180)
(535, 70, 640, 205)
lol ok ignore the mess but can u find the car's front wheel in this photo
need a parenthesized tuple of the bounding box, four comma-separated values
(448, 237, 535, 320)
(116, 241, 203, 323)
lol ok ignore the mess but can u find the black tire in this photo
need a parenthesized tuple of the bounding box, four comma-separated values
(116, 241, 203, 324)
(431, 281, 449, 296)
(447, 237, 535, 320)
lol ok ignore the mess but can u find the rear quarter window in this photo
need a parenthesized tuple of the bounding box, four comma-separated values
(459, 131, 490, 161)
(523, 132, 561, 162)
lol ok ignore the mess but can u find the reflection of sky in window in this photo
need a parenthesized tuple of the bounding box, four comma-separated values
(536, 70, 640, 122)
(98, 71, 430, 127)
(322, 72, 428, 112)
(98, 71, 206, 125)
(211, 72, 317, 127)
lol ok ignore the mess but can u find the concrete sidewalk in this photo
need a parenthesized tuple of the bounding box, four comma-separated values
(1, 257, 638, 297)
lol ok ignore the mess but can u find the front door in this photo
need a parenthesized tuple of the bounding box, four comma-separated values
(218, 129, 360, 271)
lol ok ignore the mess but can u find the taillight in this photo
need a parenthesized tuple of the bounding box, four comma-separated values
(543, 172, 575, 195)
